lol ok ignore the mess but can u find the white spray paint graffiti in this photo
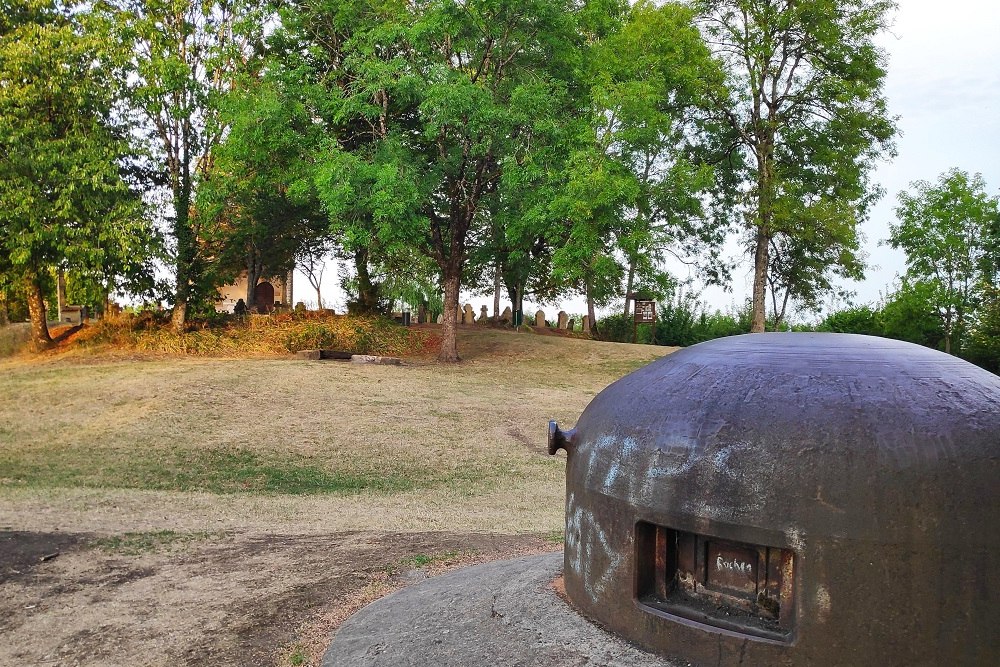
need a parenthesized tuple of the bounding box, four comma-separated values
(565, 490, 626, 604)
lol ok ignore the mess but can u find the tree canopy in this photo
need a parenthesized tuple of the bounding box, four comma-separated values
(696, 0, 897, 331)
(0, 0, 153, 348)
(889, 169, 1000, 354)
(2, 0, 945, 364)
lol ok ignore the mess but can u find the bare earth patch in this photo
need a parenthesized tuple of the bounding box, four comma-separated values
(0, 327, 673, 666)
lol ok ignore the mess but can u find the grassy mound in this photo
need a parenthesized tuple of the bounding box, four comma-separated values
(67, 312, 438, 358)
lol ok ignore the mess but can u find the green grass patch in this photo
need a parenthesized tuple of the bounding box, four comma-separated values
(0, 448, 435, 495)
(0, 446, 510, 496)
(91, 530, 214, 555)
(286, 645, 308, 666)
(385, 549, 467, 575)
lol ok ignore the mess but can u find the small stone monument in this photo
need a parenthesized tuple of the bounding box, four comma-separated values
(478, 305, 489, 324)
(567, 318, 575, 331)
(557, 311, 568, 329)
(500, 306, 513, 324)
(437, 313, 444, 324)
(463, 304, 476, 324)
(535, 310, 545, 327)
(582, 315, 590, 332)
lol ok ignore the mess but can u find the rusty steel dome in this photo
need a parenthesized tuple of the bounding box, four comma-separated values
(549, 333, 1000, 666)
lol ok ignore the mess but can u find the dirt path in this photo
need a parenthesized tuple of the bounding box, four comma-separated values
(1, 528, 559, 667)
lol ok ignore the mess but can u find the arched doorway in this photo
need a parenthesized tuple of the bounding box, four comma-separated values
(254, 281, 275, 313)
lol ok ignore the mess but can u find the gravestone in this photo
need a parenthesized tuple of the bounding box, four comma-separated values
(500, 306, 513, 324)
(437, 314, 444, 324)
(535, 310, 546, 327)
(582, 315, 589, 332)
(557, 311, 568, 329)
(479, 305, 489, 323)
(567, 318, 575, 331)
(463, 304, 476, 324)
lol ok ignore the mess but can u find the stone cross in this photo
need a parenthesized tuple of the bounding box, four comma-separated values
(479, 305, 489, 323)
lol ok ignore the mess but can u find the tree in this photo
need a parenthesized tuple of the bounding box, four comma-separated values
(302, 0, 581, 361)
(198, 77, 328, 311)
(100, 0, 265, 328)
(696, 0, 897, 332)
(0, 0, 149, 348)
(888, 169, 1000, 354)
(591, 1, 728, 320)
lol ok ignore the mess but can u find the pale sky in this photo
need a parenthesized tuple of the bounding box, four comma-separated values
(298, 1, 1000, 320)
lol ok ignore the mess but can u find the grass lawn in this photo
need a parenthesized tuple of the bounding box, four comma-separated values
(0, 325, 673, 666)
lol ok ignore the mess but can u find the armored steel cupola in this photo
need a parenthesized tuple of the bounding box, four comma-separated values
(549, 333, 1000, 666)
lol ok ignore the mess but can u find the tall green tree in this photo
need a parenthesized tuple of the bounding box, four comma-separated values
(888, 169, 1000, 354)
(100, 0, 266, 328)
(302, 0, 580, 361)
(592, 1, 727, 320)
(198, 77, 328, 310)
(0, 0, 149, 348)
(696, 0, 897, 332)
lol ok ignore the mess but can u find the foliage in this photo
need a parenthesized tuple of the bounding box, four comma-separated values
(965, 285, 1000, 373)
(292, 0, 583, 361)
(99, 0, 268, 328)
(594, 290, 746, 345)
(0, 0, 152, 349)
(816, 304, 882, 337)
(548, 1, 729, 325)
(888, 169, 1000, 354)
(73, 313, 432, 358)
(696, 0, 897, 331)
(197, 75, 328, 309)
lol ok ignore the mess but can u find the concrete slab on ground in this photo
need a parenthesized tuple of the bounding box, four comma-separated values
(322, 553, 686, 667)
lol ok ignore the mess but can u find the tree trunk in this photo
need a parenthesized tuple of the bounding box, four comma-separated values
(750, 225, 769, 333)
(493, 261, 501, 321)
(623, 256, 636, 318)
(586, 276, 596, 334)
(171, 181, 194, 332)
(439, 272, 461, 362)
(245, 252, 264, 310)
(353, 248, 379, 313)
(25, 271, 53, 350)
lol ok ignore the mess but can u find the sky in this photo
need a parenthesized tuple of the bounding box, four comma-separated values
(295, 0, 1000, 319)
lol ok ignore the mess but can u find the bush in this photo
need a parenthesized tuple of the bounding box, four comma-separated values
(816, 305, 882, 336)
(72, 313, 431, 358)
(594, 302, 746, 347)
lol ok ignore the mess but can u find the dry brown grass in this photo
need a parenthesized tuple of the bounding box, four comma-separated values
(0, 327, 676, 667)
(64, 312, 433, 358)
(0, 327, 673, 534)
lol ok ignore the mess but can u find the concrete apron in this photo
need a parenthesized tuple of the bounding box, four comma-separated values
(322, 553, 684, 667)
